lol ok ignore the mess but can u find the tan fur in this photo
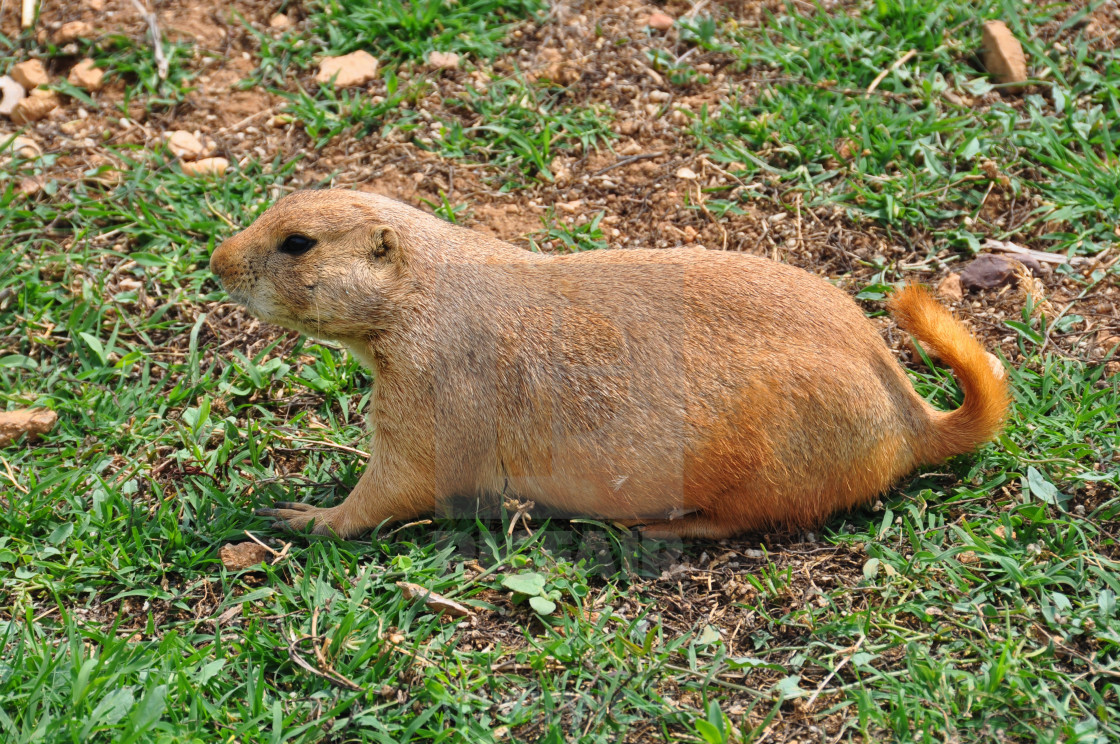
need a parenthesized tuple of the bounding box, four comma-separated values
(209, 189, 1010, 539)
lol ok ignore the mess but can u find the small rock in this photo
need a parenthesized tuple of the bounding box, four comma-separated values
(7, 134, 41, 158)
(648, 12, 674, 31)
(0, 76, 26, 116)
(982, 21, 1027, 85)
(87, 0, 105, 8)
(269, 13, 293, 30)
(218, 541, 273, 570)
(53, 20, 95, 45)
(316, 50, 379, 88)
(181, 157, 229, 177)
(10, 93, 57, 125)
(675, 166, 698, 180)
(428, 50, 460, 70)
(10, 59, 50, 90)
(1099, 332, 1120, 357)
(0, 408, 58, 447)
(936, 272, 964, 302)
(165, 130, 204, 159)
(18, 176, 43, 197)
(68, 58, 104, 91)
(959, 254, 1017, 291)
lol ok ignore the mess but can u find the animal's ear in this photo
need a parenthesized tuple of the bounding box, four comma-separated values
(370, 224, 399, 261)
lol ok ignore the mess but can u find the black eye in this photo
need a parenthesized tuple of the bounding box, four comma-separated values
(279, 234, 316, 255)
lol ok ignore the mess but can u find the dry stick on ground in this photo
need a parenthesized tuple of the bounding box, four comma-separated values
(866, 49, 917, 95)
(591, 151, 665, 178)
(20, 0, 35, 29)
(129, 0, 169, 80)
(804, 635, 866, 710)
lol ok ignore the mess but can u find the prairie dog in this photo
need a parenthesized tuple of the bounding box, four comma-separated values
(209, 189, 1009, 539)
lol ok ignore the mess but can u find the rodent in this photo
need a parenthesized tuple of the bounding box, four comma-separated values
(209, 189, 1009, 539)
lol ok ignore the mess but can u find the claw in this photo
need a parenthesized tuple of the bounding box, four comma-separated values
(274, 501, 314, 511)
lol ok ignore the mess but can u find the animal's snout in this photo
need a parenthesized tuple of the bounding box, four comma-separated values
(210, 240, 233, 281)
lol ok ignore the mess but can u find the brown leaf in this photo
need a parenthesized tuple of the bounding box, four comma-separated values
(219, 541, 273, 570)
(0, 408, 58, 447)
(959, 254, 1017, 291)
(397, 581, 472, 617)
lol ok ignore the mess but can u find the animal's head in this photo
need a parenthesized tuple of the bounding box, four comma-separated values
(209, 190, 411, 340)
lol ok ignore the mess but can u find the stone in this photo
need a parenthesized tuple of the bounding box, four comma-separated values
(269, 13, 293, 30)
(648, 12, 674, 31)
(181, 157, 229, 177)
(0, 408, 58, 447)
(68, 58, 104, 91)
(428, 51, 460, 70)
(1099, 332, 1120, 357)
(18, 176, 43, 197)
(7, 134, 41, 158)
(53, 20, 95, 45)
(982, 21, 1027, 85)
(675, 166, 698, 180)
(165, 130, 204, 159)
(88, 0, 105, 8)
(10, 59, 50, 90)
(0, 76, 26, 116)
(219, 541, 273, 570)
(936, 272, 964, 302)
(959, 254, 1017, 291)
(315, 50, 379, 88)
(10, 93, 57, 125)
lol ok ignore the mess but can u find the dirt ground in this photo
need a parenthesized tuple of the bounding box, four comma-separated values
(11, 0, 1120, 374)
(5, 0, 1120, 739)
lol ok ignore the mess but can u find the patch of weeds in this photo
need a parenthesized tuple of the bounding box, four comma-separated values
(531, 210, 608, 252)
(692, 0, 1120, 256)
(280, 71, 420, 147)
(419, 191, 470, 224)
(91, 34, 200, 110)
(254, 0, 545, 83)
(432, 77, 614, 183)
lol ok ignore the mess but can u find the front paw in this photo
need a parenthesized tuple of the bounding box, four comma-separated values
(256, 501, 348, 538)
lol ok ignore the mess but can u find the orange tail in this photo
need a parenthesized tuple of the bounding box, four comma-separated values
(888, 284, 1011, 463)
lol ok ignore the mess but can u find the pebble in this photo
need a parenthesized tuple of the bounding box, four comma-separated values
(935, 273, 964, 303)
(0, 408, 58, 447)
(53, 20, 94, 45)
(1099, 333, 1120, 356)
(7, 134, 41, 158)
(316, 50, 379, 88)
(10, 92, 57, 125)
(428, 51, 460, 70)
(181, 157, 229, 177)
(165, 130, 204, 160)
(675, 166, 698, 180)
(0, 76, 26, 116)
(982, 21, 1027, 85)
(10, 59, 49, 90)
(269, 13, 293, 30)
(648, 12, 674, 31)
(68, 58, 104, 91)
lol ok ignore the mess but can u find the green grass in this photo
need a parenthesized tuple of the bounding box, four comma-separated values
(253, 0, 612, 184)
(2, 0, 1119, 742)
(691, 0, 1120, 256)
